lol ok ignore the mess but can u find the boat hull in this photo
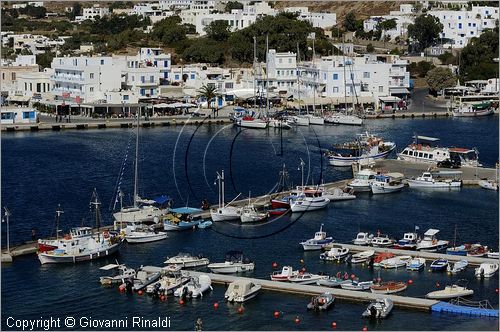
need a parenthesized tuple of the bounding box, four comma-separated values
(452, 108, 494, 117)
(38, 241, 122, 265)
(371, 183, 404, 194)
(328, 146, 395, 167)
(290, 198, 330, 212)
(208, 263, 255, 274)
(126, 232, 168, 243)
(163, 221, 199, 231)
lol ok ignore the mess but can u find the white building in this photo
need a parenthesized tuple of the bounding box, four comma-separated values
(75, 5, 110, 22)
(133, 3, 163, 17)
(428, 6, 499, 48)
(1, 107, 38, 124)
(363, 4, 416, 41)
(12, 2, 44, 9)
(195, 9, 258, 35)
(266, 49, 297, 92)
(13, 68, 53, 102)
(159, 0, 192, 10)
(283, 7, 336, 29)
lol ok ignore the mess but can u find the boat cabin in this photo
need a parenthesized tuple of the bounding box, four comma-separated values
(422, 229, 440, 241)
(354, 170, 377, 180)
(449, 148, 481, 167)
(402, 232, 418, 242)
(69, 227, 93, 238)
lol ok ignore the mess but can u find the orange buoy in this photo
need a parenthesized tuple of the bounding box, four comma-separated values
(214, 302, 219, 310)
(179, 299, 185, 305)
(294, 316, 300, 324)
(118, 285, 125, 293)
(137, 290, 143, 295)
(272, 262, 278, 268)
(408, 279, 413, 285)
(273, 311, 280, 318)
(332, 322, 337, 329)
(237, 307, 244, 314)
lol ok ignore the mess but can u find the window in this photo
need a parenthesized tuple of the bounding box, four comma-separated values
(418, 152, 423, 157)
(36, 83, 41, 92)
(473, 23, 476, 27)
(230, 20, 234, 26)
(100, 59, 104, 65)
(150, 75, 154, 82)
(164, 60, 168, 67)
(379, 86, 383, 92)
(429, 154, 433, 159)
(423, 153, 428, 158)
(333, 73, 338, 80)
(458, 16, 461, 19)
(333, 87, 339, 93)
(288, 58, 292, 63)
(190, 74, 195, 80)
(140, 88, 145, 96)
(1, 73, 4, 80)
(141, 76, 145, 83)
(175, 74, 179, 80)
(11, 73, 16, 80)
(154, 61, 157, 67)
(90, 73, 94, 79)
(150, 88, 154, 95)
(402, 150, 408, 155)
(30, 83, 32, 91)
(277, 70, 280, 76)
(350, 73, 354, 80)
(25, 82, 27, 90)
(90, 87, 94, 92)
(123, 95, 129, 101)
(458, 23, 462, 29)
(323, 73, 326, 80)
(363, 72, 370, 78)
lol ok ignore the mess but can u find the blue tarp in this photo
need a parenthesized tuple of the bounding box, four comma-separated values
(153, 195, 171, 205)
(170, 207, 202, 214)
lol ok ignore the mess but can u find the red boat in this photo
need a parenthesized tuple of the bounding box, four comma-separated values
(271, 199, 290, 209)
(467, 245, 490, 257)
(37, 242, 58, 253)
(268, 208, 289, 216)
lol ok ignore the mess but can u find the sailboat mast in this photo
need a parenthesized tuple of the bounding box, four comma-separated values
(265, 34, 269, 117)
(253, 36, 257, 109)
(297, 42, 301, 113)
(55, 204, 63, 241)
(342, 35, 347, 114)
(133, 106, 140, 208)
(221, 170, 225, 208)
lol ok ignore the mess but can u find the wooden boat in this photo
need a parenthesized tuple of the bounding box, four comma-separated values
(307, 292, 335, 311)
(370, 281, 407, 294)
(467, 245, 490, 257)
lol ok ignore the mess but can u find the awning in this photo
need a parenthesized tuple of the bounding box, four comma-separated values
(389, 87, 410, 95)
(6, 95, 30, 102)
(379, 96, 401, 102)
(153, 195, 171, 205)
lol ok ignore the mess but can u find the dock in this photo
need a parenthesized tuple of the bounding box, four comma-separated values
(185, 270, 439, 311)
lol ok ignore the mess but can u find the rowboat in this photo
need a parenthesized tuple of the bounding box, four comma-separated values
(350, 250, 375, 264)
(370, 281, 407, 294)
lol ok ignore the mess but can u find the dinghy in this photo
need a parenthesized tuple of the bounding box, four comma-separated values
(430, 259, 449, 272)
(307, 293, 335, 311)
(362, 298, 393, 319)
(447, 260, 468, 274)
(475, 263, 499, 278)
(426, 284, 474, 299)
(379, 256, 412, 269)
(350, 250, 375, 264)
(174, 275, 212, 298)
(224, 280, 261, 302)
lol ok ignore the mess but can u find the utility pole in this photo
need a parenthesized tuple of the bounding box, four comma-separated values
(3, 208, 10, 253)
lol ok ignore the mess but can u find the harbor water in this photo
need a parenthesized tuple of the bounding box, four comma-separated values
(2, 117, 499, 330)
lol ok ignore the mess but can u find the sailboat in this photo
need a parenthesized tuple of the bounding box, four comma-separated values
(210, 170, 242, 222)
(113, 109, 170, 228)
(240, 192, 268, 223)
(289, 159, 330, 212)
(304, 37, 324, 126)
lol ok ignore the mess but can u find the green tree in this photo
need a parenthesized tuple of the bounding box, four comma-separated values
(460, 29, 499, 80)
(182, 38, 225, 64)
(151, 16, 188, 46)
(19, 5, 47, 19)
(343, 11, 357, 32)
(197, 84, 219, 108)
(366, 43, 375, 53)
(426, 67, 456, 93)
(408, 14, 443, 52)
(225, 1, 243, 12)
(36, 51, 55, 69)
(69, 2, 81, 20)
(437, 51, 456, 65)
(204, 20, 231, 41)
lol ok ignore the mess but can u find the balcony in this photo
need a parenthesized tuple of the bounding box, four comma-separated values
(52, 74, 85, 83)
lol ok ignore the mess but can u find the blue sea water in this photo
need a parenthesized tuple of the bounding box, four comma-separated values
(1, 117, 499, 330)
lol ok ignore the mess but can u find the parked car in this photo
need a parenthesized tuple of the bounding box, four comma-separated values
(437, 158, 461, 169)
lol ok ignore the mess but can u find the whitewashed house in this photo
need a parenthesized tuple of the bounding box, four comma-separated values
(283, 7, 336, 29)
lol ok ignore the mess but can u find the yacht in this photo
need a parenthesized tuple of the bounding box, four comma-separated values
(207, 251, 255, 274)
(210, 170, 242, 222)
(164, 253, 210, 268)
(225, 280, 261, 302)
(416, 229, 449, 252)
(288, 115, 310, 126)
(324, 112, 363, 126)
(299, 224, 334, 251)
(303, 114, 324, 125)
(407, 172, 462, 188)
(347, 169, 377, 192)
(124, 225, 168, 243)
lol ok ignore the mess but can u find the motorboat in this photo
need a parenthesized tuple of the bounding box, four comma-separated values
(288, 273, 328, 285)
(487, 252, 499, 259)
(197, 220, 213, 229)
(224, 280, 261, 302)
(210, 170, 242, 222)
(99, 263, 136, 286)
(270, 118, 292, 129)
(393, 230, 419, 250)
(270, 266, 299, 282)
(347, 169, 377, 192)
(240, 205, 268, 223)
(270, 195, 296, 209)
(379, 256, 412, 269)
(370, 281, 407, 294)
(320, 245, 350, 261)
(370, 174, 404, 194)
(426, 284, 474, 299)
(288, 115, 310, 126)
(475, 263, 499, 278)
(324, 112, 363, 126)
(146, 268, 190, 295)
(174, 275, 212, 298)
(430, 259, 449, 272)
(350, 250, 375, 264)
(362, 298, 393, 319)
(373, 253, 395, 267)
(407, 172, 462, 189)
(353, 232, 373, 246)
(320, 186, 356, 201)
(326, 132, 395, 167)
(307, 293, 335, 311)
(164, 253, 210, 268)
(478, 179, 498, 191)
(452, 101, 494, 117)
(340, 279, 373, 291)
(416, 229, 449, 252)
(467, 245, 490, 257)
(207, 251, 255, 274)
(124, 225, 168, 243)
(299, 224, 334, 251)
(236, 116, 268, 129)
(163, 207, 204, 231)
(447, 260, 468, 274)
(129, 266, 163, 291)
(406, 258, 426, 271)
(371, 234, 395, 248)
(290, 190, 330, 212)
(316, 274, 351, 287)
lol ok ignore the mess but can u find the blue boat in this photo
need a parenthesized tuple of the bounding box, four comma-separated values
(163, 207, 204, 231)
(446, 245, 468, 256)
(430, 259, 449, 272)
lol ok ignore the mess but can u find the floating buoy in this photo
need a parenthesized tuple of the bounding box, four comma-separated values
(160, 295, 166, 301)
(331, 322, 337, 329)
(436, 282, 440, 288)
(496, 288, 499, 294)
(274, 311, 280, 318)
(362, 327, 368, 332)
(137, 290, 143, 296)
(214, 302, 219, 310)
(237, 307, 244, 314)
(408, 279, 413, 285)
(118, 285, 125, 293)
(294, 316, 300, 324)
(301, 267, 306, 272)
(300, 259, 304, 264)
(272, 262, 278, 268)
(179, 299, 185, 305)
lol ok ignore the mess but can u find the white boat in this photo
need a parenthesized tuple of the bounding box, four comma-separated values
(320, 186, 356, 201)
(124, 226, 168, 243)
(164, 253, 210, 268)
(303, 114, 324, 125)
(289, 115, 310, 126)
(350, 250, 375, 264)
(340, 279, 373, 291)
(416, 229, 449, 252)
(452, 102, 494, 117)
(224, 280, 261, 302)
(447, 260, 468, 274)
(288, 273, 328, 285)
(362, 298, 393, 319)
(393, 229, 419, 250)
(347, 169, 377, 192)
(99, 263, 136, 286)
(174, 275, 212, 298)
(129, 266, 163, 291)
(371, 174, 404, 194)
(236, 116, 268, 129)
(326, 132, 395, 167)
(408, 172, 462, 189)
(299, 224, 334, 251)
(371, 234, 395, 248)
(210, 170, 242, 222)
(320, 245, 350, 261)
(270, 266, 299, 282)
(307, 292, 335, 311)
(353, 232, 373, 246)
(325, 112, 363, 126)
(146, 268, 190, 295)
(240, 194, 268, 223)
(317, 275, 351, 287)
(426, 284, 474, 299)
(475, 262, 499, 278)
(379, 256, 412, 269)
(270, 118, 292, 129)
(487, 252, 499, 259)
(290, 189, 330, 212)
(207, 251, 255, 274)
(406, 258, 426, 271)
(479, 179, 499, 191)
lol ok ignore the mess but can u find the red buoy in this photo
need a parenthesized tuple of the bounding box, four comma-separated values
(350, 274, 356, 280)
(272, 262, 278, 268)
(179, 299, 185, 305)
(273, 311, 280, 318)
(376, 277, 382, 283)
(118, 285, 125, 293)
(436, 282, 440, 288)
(214, 302, 219, 310)
(294, 316, 300, 324)
(160, 295, 166, 301)
(237, 307, 244, 314)
(496, 288, 499, 294)
(362, 327, 368, 332)
(408, 279, 413, 285)
(331, 322, 337, 329)
(301, 267, 306, 272)
(137, 290, 143, 295)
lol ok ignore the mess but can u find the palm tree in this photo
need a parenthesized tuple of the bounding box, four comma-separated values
(197, 84, 219, 109)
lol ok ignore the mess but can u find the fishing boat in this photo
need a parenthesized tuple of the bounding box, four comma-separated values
(393, 228, 419, 250)
(478, 179, 499, 191)
(406, 258, 426, 271)
(353, 232, 373, 246)
(326, 132, 395, 167)
(362, 298, 393, 319)
(163, 207, 204, 231)
(475, 263, 499, 278)
(174, 275, 212, 298)
(290, 190, 330, 212)
(407, 172, 462, 188)
(373, 253, 395, 267)
(430, 259, 449, 271)
(370, 174, 404, 194)
(416, 229, 449, 252)
(210, 170, 242, 222)
(447, 260, 468, 274)
(347, 169, 378, 192)
(299, 224, 334, 251)
(164, 253, 210, 268)
(207, 251, 254, 274)
(340, 279, 373, 291)
(371, 234, 395, 248)
(288, 273, 328, 285)
(452, 101, 494, 117)
(316, 274, 351, 287)
(370, 281, 407, 294)
(426, 283, 474, 299)
(322, 187, 356, 201)
(268, 208, 289, 216)
(146, 268, 190, 295)
(467, 245, 490, 257)
(320, 245, 350, 261)
(350, 250, 375, 264)
(240, 194, 268, 223)
(225, 280, 261, 302)
(307, 293, 335, 311)
(270, 266, 299, 281)
(124, 226, 168, 243)
(379, 256, 412, 269)
(99, 263, 136, 286)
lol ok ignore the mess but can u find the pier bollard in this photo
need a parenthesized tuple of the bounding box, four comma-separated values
(422, 113, 426, 118)
(411, 114, 415, 118)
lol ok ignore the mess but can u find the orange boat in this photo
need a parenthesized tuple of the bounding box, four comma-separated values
(373, 252, 395, 267)
(370, 281, 407, 294)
